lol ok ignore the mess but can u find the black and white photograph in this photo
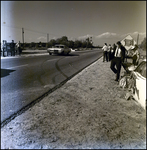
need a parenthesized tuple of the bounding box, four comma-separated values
(1, 1, 146, 149)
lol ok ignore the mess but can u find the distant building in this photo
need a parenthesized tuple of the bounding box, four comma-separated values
(121, 34, 137, 51)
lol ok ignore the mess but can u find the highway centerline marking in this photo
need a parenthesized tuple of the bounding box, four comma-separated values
(7, 64, 28, 69)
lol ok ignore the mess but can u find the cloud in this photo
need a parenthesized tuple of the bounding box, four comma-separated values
(68, 37, 75, 41)
(125, 32, 146, 36)
(120, 32, 146, 41)
(78, 34, 93, 40)
(94, 32, 146, 41)
(121, 31, 145, 37)
(52, 37, 57, 40)
(87, 31, 146, 46)
(138, 32, 146, 36)
(96, 32, 119, 39)
(37, 36, 47, 40)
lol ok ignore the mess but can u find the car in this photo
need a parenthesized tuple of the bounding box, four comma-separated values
(128, 59, 146, 109)
(47, 44, 71, 55)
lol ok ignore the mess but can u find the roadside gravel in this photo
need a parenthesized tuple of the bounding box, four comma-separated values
(1, 57, 146, 149)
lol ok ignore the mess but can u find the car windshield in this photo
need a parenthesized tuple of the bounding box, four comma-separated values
(55, 45, 64, 48)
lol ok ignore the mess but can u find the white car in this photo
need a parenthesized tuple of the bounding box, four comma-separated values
(47, 44, 71, 55)
(129, 59, 146, 109)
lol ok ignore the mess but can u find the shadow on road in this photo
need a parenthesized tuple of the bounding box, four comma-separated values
(22, 52, 45, 54)
(1, 69, 16, 78)
(68, 53, 80, 56)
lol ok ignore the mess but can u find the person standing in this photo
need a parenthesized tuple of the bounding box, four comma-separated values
(110, 43, 117, 61)
(132, 44, 140, 66)
(107, 44, 112, 61)
(10, 40, 15, 56)
(18, 41, 22, 56)
(102, 43, 108, 62)
(2, 40, 7, 57)
(110, 41, 126, 81)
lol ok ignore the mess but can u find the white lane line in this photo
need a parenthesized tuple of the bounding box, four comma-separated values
(7, 64, 28, 69)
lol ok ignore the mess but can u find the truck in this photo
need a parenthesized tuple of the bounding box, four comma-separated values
(47, 44, 71, 55)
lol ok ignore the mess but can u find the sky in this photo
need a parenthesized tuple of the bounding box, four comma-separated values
(1, 1, 146, 46)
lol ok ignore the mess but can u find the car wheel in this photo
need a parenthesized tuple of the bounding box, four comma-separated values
(62, 51, 66, 55)
(64, 51, 69, 55)
(49, 52, 52, 55)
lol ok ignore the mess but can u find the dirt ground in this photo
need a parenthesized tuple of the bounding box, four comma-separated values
(1, 57, 146, 149)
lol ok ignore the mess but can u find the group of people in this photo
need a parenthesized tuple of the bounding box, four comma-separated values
(11, 40, 22, 56)
(2, 40, 22, 57)
(102, 43, 117, 62)
(102, 41, 140, 82)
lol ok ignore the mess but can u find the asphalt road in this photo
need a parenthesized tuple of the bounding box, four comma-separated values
(1, 49, 103, 124)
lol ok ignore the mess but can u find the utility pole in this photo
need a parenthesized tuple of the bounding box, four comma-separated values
(47, 33, 49, 48)
(47, 33, 49, 43)
(22, 28, 24, 50)
(137, 33, 139, 45)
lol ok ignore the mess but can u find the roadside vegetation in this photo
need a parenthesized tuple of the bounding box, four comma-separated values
(14, 36, 147, 53)
(15, 36, 101, 50)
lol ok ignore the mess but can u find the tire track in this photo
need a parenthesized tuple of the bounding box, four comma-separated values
(55, 57, 68, 78)
(1, 54, 103, 128)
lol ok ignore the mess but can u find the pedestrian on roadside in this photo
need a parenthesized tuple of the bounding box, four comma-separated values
(10, 40, 15, 56)
(2, 40, 7, 57)
(15, 43, 18, 55)
(102, 43, 108, 62)
(18, 41, 22, 56)
(132, 44, 140, 66)
(107, 44, 112, 61)
(110, 41, 126, 81)
(110, 43, 117, 61)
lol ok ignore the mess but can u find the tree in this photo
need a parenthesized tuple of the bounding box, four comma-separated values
(61, 36, 68, 42)
(35, 35, 94, 49)
(38, 41, 42, 47)
(49, 39, 56, 47)
(81, 41, 87, 48)
(68, 40, 74, 48)
(86, 37, 89, 42)
(56, 36, 69, 46)
(74, 40, 82, 49)
(35, 43, 39, 49)
(56, 38, 62, 44)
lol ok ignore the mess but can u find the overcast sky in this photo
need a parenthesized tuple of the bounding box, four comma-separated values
(1, 1, 146, 46)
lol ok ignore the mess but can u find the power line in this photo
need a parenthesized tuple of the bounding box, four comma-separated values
(1, 24, 22, 30)
(2, 24, 77, 38)
(2, 24, 81, 42)
(24, 28, 47, 35)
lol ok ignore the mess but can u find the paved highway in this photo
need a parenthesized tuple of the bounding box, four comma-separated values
(1, 49, 103, 124)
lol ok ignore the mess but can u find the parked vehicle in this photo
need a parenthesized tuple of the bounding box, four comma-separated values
(128, 59, 146, 109)
(47, 44, 71, 55)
